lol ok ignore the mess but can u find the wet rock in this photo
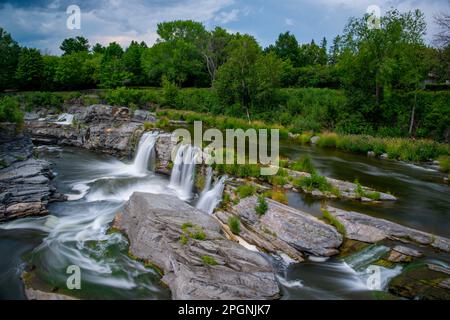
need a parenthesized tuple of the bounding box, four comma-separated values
(155, 133, 176, 174)
(217, 196, 343, 258)
(367, 151, 375, 157)
(380, 153, 389, 160)
(310, 136, 320, 144)
(0, 130, 65, 222)
(326, 206, 450, 252)
(116, 192, 280, 300)
(133, 110, 156, 122)
(388, 263, 450, 300)
(25, 288, 77, 300)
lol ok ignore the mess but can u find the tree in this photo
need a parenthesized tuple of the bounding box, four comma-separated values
(339, 9, 427, 126)
(157, 20, 206, 43)
(99, 42, 131, 88)
(199, 27, 233, 84)
(123, 41, 147, 85)
(214, 34, 283, 120)
(0, 28, 21, 91)
(55, 51, 93, 89)
(268, 31, 300, 67)
(92, 43, 105, 54)
(60, 36, 90, 55)
(15, 48, 43, 90)
(42, 55, 59, 90)
(433, 13, 450, 47)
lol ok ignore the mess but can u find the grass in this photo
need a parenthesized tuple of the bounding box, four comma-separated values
(255, 195, 268, 216)
(179, 234, 188, 245)
(201, 255, 218, 266)
(235, 185, 256, 199)
(290, 154, 315, 173)
(354, 179, 381, 200)
(181, 222, 206, 241)
(143, 121, 155, 131)
(228, 216, 241, 235)
(316, 132, 338, 148)
(264, 189, 288, 204)
(438, 155, 450, 173)
(294, 173, 332, 192)
(322, 209, 346, 236)
(298, 132, 313, 144)
(155, 116, 170, 128)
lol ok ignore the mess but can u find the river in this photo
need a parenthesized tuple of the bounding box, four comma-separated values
(0, 136, 448, 299)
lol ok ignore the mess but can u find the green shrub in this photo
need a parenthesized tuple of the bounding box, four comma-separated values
(155, 116, 170, 128)
(265, 189, 288, 204)
(228, 216, 241, 235)
(235, 185, 256, 199)
(255, 195, 268, 216)
(290, 155, 315, 173)
(201, 255, 218, 266)
(294, 173, 332, 192)
(24, 92, 63, 111)
(316, 132, 338, 148)
(438, 156, 450, 173)
(143, 121, 155, 130)
(0, 97, 23, 124)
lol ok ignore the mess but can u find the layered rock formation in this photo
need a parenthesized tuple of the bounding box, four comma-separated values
(216, 196, 343, 260)
(0, 124, 65, 222)
(115, 192, 280, 300)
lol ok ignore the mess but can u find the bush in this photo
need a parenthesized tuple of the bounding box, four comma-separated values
(290, 155, 315, 173)
(0, 96, 23, 124)
(228, 216, 241, 235)
(24, 92, 63, 111)
(437, 156, 450, 173)
(143, 121, 155, 131)
(235, 185, 256, 199)
(268, 189, 288, 204)
(316, 132, 338, 148)
(155, 117, 170, 128)
(294, 173, 332, 192)
(255, 195, 268, 216)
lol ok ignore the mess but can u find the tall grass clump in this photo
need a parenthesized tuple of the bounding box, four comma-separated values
(294, 173, 332, 192)
(228, 216, 241, 235)
(316, 132, 338, 148)
(290, 155, 315, 173)
(322, 209, 346, 236)
(255, 195, 268, 216)
(437, 156, 450, 173)
(0, 96, 23, 125)
(235, 185, 256, 199)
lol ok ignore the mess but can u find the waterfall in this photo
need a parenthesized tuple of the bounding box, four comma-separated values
(201, 167, 213, 196)
(169, 144, 200, 200)
(196, 175, 226, 214)
(130, 132, 158, 175)
(54, 113, 74, 125)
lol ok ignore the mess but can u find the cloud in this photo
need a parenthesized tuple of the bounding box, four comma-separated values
(285, 18, 294, 26)
(215, 8, 240, 24)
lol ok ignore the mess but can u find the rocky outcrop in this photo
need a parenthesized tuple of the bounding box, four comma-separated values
(216, 196, 343, 260)
(282, 167, 396, 202)
(27, 105, 145, 158)
(0, 124, 65, 222)
(325, 206, 450, 252)
(388, 263, 450, 300)
(115, 192, 280, 300)
(154, 133, 176, 174)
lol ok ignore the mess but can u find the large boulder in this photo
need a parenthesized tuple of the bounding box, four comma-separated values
(115, 192, 280, 300)
(326, 206, 450, 252)
(217, 196, 343, 258)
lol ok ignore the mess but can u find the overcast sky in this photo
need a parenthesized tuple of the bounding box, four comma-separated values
(0, 0, 448, 54)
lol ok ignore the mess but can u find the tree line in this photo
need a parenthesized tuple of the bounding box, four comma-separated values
(0, 9, 449, 140)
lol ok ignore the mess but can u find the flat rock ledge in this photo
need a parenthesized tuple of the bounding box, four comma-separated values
(25, 287, 78, 300)
(283, 168, 396, 202)
(216, 196, 343, 260)
(115, 192, 280, 300)
(326, 206, 450, 252)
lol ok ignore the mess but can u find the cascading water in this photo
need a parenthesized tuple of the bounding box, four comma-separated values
(196, 174, 226, 214)
(130, 132, 158, 175)
(54, 113, 74, 125)
(169, 144, 200, 200)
